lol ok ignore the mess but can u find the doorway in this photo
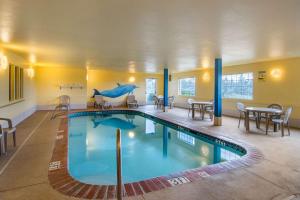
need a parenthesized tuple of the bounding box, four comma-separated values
(145, 78, 157, 104)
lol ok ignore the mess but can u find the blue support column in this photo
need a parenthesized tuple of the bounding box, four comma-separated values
(163, 68, 168, 112)
(214, 58, 222, 126)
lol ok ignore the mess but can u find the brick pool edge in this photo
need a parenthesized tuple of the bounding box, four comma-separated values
(48, 109, 263, 199)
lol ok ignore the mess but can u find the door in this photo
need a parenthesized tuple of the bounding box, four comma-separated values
(145, 78, 157, 104)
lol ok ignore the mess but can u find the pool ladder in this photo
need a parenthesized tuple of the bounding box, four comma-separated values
(116, 128, 122, 200)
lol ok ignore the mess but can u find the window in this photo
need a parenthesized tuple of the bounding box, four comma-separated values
(222, 73, 253, 100)
(9, 64, 24, 101)
(178, 77, 195, 96)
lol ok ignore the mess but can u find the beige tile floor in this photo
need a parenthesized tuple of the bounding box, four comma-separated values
(0, 106, 300, 200)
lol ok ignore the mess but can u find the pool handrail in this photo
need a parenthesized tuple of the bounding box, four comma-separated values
(116, 128, 122, 200)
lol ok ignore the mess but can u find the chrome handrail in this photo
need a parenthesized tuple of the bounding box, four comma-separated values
(116, 128, 122, 200)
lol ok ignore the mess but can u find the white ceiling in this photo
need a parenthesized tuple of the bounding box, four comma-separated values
(0, 0, 300, 73)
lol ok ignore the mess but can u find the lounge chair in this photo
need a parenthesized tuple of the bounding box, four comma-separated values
(94, 95, 112, 109)
(0, 118, 17, 154)
(127, 95, 138, 108)
(51, 95, 71, 119)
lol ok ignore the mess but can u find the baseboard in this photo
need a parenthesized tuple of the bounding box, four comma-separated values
(11, 106, 37, 127)
(37, 104, 87, 110)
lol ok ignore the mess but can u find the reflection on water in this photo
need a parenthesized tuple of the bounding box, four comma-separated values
(68, 114, 243, 185)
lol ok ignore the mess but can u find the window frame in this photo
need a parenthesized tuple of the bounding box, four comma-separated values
(9, 64, 24, 102)
(178, 77, 196, 97)
(222, 72, 254, 100)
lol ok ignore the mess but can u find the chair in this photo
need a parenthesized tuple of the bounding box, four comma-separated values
(153, 95, 159, 108)
(94, 95, 112, 109)
(203, 100, 214, 121)
(168, 96, 175, 109)
(260, 104, 283, 120)
(187, 98, 194, 116)
(51, 95, 71, 119)
(0, 118, 17, 154)
(258, 104, 283, 130)
(267, 107, 292, 137)
(153, 95, 163, 109)
(237, 102, 258, 128)
(127, 95, 138, 108)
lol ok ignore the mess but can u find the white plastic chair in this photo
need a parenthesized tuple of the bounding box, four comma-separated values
(94, 95, 112, 109)
(269, 107, 292, 137)
(127, 95, 138, 108)
(0, 118, 17, 154)
(51, 95, 71, 119)
(187, 98, 194, 116)
(237, 102, 258, 128)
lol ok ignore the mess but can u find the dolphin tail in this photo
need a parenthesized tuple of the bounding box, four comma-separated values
(92, 89, 101, 98)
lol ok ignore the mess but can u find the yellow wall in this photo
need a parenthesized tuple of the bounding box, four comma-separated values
(35, 67, 87, 109)
(0, 51, 36, 125)
(87, 69, 163, 106)
(170, 57, 300, 126)
(1, 47, 300, 128)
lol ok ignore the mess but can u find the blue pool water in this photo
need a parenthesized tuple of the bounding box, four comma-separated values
(68, 112, 245, 184)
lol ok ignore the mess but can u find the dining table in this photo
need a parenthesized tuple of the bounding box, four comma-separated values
(192, 101, 214, 120)
(244, 107, 283, 134)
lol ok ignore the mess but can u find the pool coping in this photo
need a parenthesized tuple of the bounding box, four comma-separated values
(48, 109, 263, 199)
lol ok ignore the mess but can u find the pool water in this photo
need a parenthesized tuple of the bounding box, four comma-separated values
(68, 112, 244, 185)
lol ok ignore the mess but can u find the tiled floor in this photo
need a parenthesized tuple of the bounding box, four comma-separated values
(0, 106, 300, 200)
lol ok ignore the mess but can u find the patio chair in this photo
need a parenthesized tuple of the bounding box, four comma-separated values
(168, 96, 175, 109)
(187, 98, 195, 116)
(237, 102, 258, 128)
(0, 118, 17, 154)
(51, 95, 71, 119)
(267, 107, 292, 137)
(259, 104, 283, 121)
(153, 95, 163, 109)
(153, 95, 159, 108)
(94, 95, 112, 109)
(203, 100, 214, 121)
(127, 95, 138, 108)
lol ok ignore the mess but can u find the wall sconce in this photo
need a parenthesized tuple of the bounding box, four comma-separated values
(270, 68, 282, 79)
(0, 53, 8, 70)
(27, 67, 35, 79)
(129, 76, 135, 83)
(29, 54, 36, 64)
(1, 31, 10, 43)
(202, 72, 210, 82)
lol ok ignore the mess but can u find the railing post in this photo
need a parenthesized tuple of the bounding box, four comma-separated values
(116, 128, 122, 200)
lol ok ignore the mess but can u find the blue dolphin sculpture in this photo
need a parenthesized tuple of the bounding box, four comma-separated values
(91, 117, 137, 130)
(92, 83, 138, 98)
